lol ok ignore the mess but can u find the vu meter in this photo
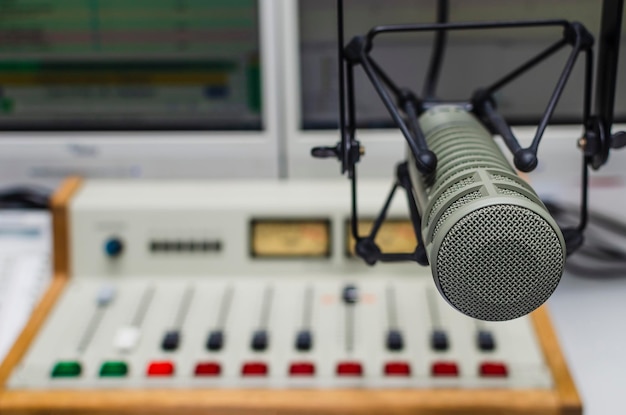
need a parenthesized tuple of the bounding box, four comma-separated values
(251, 219, 331, 258)
(346, 220, 417, 256)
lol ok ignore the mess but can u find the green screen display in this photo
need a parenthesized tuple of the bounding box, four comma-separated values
(0, 0, 262, 130)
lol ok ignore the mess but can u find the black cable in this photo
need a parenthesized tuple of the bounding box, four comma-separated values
(546, 199, 626, 277)
(422, 0, 449, 99)
(0, 185, 52, 210)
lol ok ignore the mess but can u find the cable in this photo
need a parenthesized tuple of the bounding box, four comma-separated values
(545, 199, 626, 278)
(0, 185, 52, 210)
(422, 0, 449, 99)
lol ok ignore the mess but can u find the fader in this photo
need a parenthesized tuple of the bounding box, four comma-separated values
(0, 178, 581, 415)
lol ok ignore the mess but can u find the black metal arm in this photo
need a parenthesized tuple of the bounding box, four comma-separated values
(312, 0, 624, 265)
(353, 162, 428, 266)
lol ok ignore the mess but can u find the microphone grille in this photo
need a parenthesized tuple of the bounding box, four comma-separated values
(433, 203, 565, 321)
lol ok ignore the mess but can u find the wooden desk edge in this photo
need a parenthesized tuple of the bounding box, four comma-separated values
(0, 276, 68, 387)
(1, 388, 561, 415)
(51, 176, 82, 277)
(531, 306, 582, 415)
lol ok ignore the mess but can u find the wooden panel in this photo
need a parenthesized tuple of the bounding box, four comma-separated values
(0, 388, 560, 415)
(50, 177, 82, 278)
(0, 277, 68, 388)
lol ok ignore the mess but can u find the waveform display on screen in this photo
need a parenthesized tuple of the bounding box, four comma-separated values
(0, 0, 262, 130)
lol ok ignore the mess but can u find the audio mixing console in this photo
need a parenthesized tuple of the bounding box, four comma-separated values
(8, 277, 550, 389)
(0, 178, 581, 415)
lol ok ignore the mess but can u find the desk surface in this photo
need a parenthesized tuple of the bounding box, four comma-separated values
(549, 272, 626, 415)
(539, 182, 626, 415)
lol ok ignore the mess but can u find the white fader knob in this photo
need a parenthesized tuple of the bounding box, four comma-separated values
(97, 285, 116, 307)
(113, 286, 155, 353)
(114, 326, 141, 353)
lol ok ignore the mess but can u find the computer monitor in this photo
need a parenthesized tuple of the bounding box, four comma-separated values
(0, 0, 281, 186)
(283, 0, 626, 181)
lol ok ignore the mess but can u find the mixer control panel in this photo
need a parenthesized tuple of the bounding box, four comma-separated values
(9, 277, 551, 390)
(0, 180, 579, 415)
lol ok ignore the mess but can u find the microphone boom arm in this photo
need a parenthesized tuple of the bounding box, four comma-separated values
(312, 0, 624, 264)
(354, 162, 429, 266)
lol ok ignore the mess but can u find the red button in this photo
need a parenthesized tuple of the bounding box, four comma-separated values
(336, 362, 363, 377)
(431, 361, 459, 377)
(147, 361, 174, 377)
(242, 362, 268, 376)
(384, 362, 411, 377)
(289, 362, 315, 376)
(195, 362, 221, 377)
(480, 362, 508, 377)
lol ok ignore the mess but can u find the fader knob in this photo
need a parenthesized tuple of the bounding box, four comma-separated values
(386, 329, 404, 351)
(431, 329, 449, 351)
(206, 330, 224, 351)
(251, 330, 269, 351)
(295, 330, 313, 351)
(477, 330, 496, 351)
(342, 284, 359, 305)
(161, 331, 181, 351)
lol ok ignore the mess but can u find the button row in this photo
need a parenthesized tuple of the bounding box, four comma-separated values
(52, 360, 508, 378)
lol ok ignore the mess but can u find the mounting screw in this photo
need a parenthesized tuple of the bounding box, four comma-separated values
(359, 146, 366, 157)
(577, 137, 587, 151)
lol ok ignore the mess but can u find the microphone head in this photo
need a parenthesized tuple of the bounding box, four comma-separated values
(414, 106, 566, 321)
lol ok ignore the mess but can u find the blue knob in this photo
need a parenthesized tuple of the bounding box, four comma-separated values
(104, 238, 124, 258)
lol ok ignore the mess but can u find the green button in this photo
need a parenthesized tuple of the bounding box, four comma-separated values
(51, 361, 82, 378)
(99, 361, 128, 377)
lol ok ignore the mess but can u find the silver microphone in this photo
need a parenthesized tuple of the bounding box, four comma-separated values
(409, 105, 566, 321)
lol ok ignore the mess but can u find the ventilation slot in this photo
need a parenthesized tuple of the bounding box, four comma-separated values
(150, 240, 222, 254)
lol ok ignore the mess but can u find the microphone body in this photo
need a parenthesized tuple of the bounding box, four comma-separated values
(408, 106, 566, 321)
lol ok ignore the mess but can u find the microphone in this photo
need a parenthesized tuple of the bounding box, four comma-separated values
(408, 105, 566, 321)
